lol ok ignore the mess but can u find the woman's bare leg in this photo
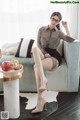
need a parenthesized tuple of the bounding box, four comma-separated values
(42, 57, 59, 71)
(32, 47, 47, 89)
(32, 47, 58, 113)
(32, 47, 47, 114)
(32, 57, 58, 114)
(38, 47, 45, 60)
(33, 48, 45, 98)
(32, 66, 47, 114)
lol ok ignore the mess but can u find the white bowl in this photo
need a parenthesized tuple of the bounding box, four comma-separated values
(0, 64, 23, 76)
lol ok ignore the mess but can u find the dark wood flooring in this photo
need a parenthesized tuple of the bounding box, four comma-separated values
(44, 90, 80, 120)
(0, 88, 80, 120)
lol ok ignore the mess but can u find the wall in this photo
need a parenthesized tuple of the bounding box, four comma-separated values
(0, 0, 79, 47)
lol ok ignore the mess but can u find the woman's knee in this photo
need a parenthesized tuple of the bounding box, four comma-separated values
(42, 58, 53, 71)
(32, 47, 38, 53)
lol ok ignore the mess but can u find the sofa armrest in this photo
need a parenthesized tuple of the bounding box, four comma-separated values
(64, 40, 80, 91)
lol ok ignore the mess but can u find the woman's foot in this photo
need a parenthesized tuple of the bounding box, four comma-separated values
(31, 97, 47, 114)
(39, 79, 48, 92)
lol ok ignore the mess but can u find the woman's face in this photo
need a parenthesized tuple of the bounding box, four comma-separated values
(50, 15, 60, 28)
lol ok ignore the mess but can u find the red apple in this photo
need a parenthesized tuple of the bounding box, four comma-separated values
(1, 61, 12, 71)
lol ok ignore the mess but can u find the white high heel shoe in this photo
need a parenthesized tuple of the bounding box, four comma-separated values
(31, 97, 47, 114)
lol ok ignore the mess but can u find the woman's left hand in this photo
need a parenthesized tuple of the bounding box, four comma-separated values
(45, 53, 51, 58)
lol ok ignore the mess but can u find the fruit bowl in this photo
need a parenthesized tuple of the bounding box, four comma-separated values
(0, 64, 23, 76)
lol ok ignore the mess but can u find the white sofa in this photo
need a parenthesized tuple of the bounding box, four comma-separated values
(0, 40, 80, 92)
(46, 40, 80, 92)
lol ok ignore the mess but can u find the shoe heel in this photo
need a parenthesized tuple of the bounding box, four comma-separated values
(46, 83, 48, 91)
(44, 103, 47, 111)
(31, 98, 47, 114)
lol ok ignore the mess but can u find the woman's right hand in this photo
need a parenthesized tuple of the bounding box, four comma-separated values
(61, 21, 68, 28)
(44, 53, 51, 58)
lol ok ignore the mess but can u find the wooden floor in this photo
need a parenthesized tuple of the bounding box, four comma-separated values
(0, 88, 80, 120)
(44, 89, 80, 120)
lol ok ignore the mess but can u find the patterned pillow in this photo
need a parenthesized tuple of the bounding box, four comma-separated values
(15, 38, 34, 58)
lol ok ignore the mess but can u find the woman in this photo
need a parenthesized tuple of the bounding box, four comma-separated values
(31, 12, 74, 114)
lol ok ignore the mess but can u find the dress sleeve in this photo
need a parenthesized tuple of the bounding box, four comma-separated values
(37, 27, 46, 54)
(59, 31, 75, 42)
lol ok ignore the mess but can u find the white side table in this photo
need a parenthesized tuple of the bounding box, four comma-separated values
(0, 66, 23, 119)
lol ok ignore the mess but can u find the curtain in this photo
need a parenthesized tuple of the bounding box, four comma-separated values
(78, 3, 80, 40)
(0, 0, 79, 47)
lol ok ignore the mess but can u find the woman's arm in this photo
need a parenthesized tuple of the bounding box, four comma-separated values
(62, 21, 71, 37)
(61, 21, 75, 42)
(59, 30, 75, 42)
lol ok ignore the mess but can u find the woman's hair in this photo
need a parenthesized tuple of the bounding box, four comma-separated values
(50, 12, 62, 21)
(56, 24, 60, 30)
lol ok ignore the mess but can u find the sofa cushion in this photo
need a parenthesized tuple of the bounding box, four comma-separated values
(0, 55, 34, 65)
(1, 42, 19, 55)
(15, 38, 34, 58)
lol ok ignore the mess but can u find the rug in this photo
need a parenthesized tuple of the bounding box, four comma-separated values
(20, 91, 58, 109)
(0, 91, 58, 120)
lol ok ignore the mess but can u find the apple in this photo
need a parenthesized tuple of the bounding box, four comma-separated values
(1, 61, 12, 71)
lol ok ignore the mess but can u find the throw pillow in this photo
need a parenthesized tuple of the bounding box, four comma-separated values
(1, 42, 19, 55)
(15, 38, 34, 58)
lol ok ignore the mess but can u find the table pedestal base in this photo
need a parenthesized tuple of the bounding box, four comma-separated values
(3, 79, 20, 119)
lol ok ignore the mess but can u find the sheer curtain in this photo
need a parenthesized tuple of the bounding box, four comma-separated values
(78, 3, 80, 40)
(0, 0, 79, 47)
